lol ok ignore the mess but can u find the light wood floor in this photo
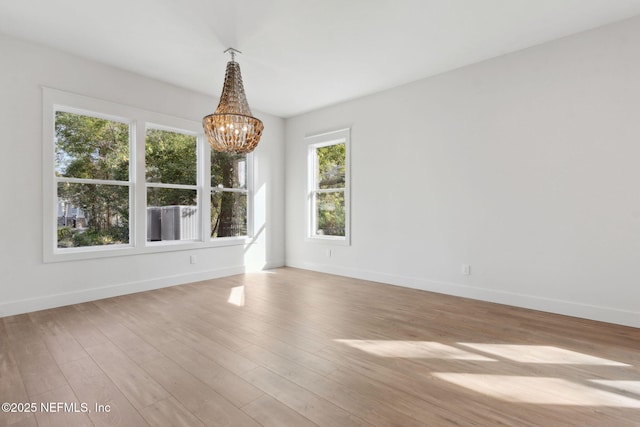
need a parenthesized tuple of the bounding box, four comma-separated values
(1, 267, 639, 427)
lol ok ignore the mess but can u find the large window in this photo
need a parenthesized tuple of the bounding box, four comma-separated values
(54, 111, 131, 248)
(307, 128, 350, 244)
(43, 88, 252, 261)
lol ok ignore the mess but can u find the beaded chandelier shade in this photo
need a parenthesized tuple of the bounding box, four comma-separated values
(203, 48, 264, 154)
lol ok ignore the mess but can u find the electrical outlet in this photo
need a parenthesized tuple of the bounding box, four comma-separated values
(190, 255, 197, 264)
(462, 264, 471, 275)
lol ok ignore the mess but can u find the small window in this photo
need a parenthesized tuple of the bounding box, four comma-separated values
(145, 128, 199, 243)
(307, 128, 350, 244)
(211, 152, 249, 238)
(55, 111, 131, 248)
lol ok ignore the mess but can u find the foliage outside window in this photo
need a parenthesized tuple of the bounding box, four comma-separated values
(307, 129, 350, 243)
(55, 111, 131, 248)
(146, 128, 199, 242)
(211, 152, 248, 238)
(44, 88, 253, 262)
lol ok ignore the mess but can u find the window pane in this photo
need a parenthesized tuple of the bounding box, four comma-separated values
(57, 183, 129, 248)
(211, 152, 246, 189)
(211, 192, 247, 238)
(146, 129, 197, 185)
(317, 143, 345, 189)
(315, 191, 345, 236)
(147, 188, 198, 241)
(55, 112, 129, 180)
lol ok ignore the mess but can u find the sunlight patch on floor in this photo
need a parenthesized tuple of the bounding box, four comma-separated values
(458, 343, 629, 366)
(227, 286, 245, 306)
(590, 380, 640, 395)
(334, 340, 496, 361)
(434, 374, 640, 407)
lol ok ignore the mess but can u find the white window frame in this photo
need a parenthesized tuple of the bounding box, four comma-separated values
(144, 123, 202, 247)
(50, 106, 135, 253)
(43, 88, 252, 262)
(306, 128, 351, 245)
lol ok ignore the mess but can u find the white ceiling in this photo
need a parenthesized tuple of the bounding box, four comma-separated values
(2, 0, 640, 118)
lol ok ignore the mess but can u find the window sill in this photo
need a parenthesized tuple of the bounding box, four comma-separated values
(306, 235, 351, 246)
(45, 237, 252, 263)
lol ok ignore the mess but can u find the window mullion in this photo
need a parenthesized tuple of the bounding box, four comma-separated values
(313, 188, 344, 194)
(146, 182, 198, 190)
(56, 177, 131, 186)
(201, 135, 211, 241)
(134, 119, 146, 248)
(246, 152, 254, 239)
(211, 188, 248, 193)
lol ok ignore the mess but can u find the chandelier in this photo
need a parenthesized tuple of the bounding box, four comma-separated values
(203, 48, 264, 153)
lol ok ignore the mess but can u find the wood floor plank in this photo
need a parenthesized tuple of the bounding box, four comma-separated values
(31, 384, 92, 427)
(2, 316, 69, 399)
(1, 267, 639, 426)
(91, 299, 176, 348)
(0, 415, 38, 427)
(316, 336, 554, 426)
(0, 338, 25, 401)
(241, 394, 319, 427)
(84, 341, 170, 410)
(79, 304, 164, 364)
(28, 310, 88, 365)
(58, 356, 148, 427)
(238, 343, 439, 427)
(0, 338, 35, 427)
(326, 364, 536, 427)
(241, 366, 373, 427)
(139, 397, 206, 427)
(0, 319, 9, 351)
(140, 356, 262, 427)
(166, 326, 259, 375)
(53, 306, 109, 349)
(156, 339, 264, 407)
(202, 321, 340, 377)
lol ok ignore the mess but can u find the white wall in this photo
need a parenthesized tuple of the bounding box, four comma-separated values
(285, 16, 640, 327)
(0, 34, 285, 316)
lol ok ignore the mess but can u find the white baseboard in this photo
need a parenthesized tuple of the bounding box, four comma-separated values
(256, 260, 286, 270)
(0, 265, 247, 318)
(286, 260, 640, 329)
